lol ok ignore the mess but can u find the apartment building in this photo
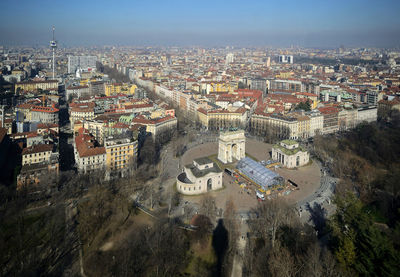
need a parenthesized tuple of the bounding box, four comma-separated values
(197, 107, 247, 130)
(105, 135, 138, 173)
(105, 83, 137, 96)
(31, 106, 59, 124)
(74, 128, 106, 174)
(357, 106, 377, 123)
(70, 103, 95, 127)
(22, 143, 53, 166)
(15, 80, 58, 93)
(132, 115, 177, 137)
(66, 85, 90, 101)
(318, 107, 339, 134)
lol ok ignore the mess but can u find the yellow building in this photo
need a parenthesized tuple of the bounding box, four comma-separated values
(79, 79, 90, 86)
(105, 136, 138, 172)
(105, 83, 137, 96)
(295, 115, 311, 139)
(207, 81, 232, 93)
(275, 72, 294, 79)
(15, 80, 58, 93)
(150, 109, 165, 119)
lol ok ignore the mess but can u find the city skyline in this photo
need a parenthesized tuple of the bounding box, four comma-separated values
(1, 0, 400, 48)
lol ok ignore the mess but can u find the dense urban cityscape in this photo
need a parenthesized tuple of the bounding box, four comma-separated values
(1, 1, 400, 276)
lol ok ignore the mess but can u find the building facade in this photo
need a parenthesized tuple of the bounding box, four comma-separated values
(272, 140, 309, 168)
(105, 135, 138, 174)
(177, 157, 223, 195)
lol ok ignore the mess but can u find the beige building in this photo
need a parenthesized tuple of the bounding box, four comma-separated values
(378, 98, 400, 119)
(15, 80, 58, 93)
(177, 157, 223, 195)
(82, 120, 105, 144)
(18, 143, 59, 189)
(272, 140, 309, 168)
(70, 105, 95, 128)
(197, 107, 247, 130)
(22, 144, 53, 166)
(132, 115, 177, 137)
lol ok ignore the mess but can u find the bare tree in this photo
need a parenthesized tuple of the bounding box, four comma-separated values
(302, 242, 323, 277)
(267, 245, 297, 277)
(199, 194, 217, 222)
(249, 199, 295, 249)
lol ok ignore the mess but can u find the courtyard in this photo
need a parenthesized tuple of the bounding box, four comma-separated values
(179, 139, 321, 212)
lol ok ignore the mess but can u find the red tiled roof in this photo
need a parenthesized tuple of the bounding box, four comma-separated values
(197, 108, 208, 115)
(17, 103, 34, 109)
(37, 123, 59, 129)
(22, 144, 53, 155)
(318, 107, 339, 114)
(75, 131, 105, 158)
(31, 106, 59, 113)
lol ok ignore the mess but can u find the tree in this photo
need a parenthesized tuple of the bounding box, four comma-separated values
(139, 136, 157, 165)
(199, 194, 217, 222)
(267, 245, 297, 277)
(295, 100, 311, 111)
(328, 193, 400, 276)
(249, 199, 295, 249)
(191, 214, 213, 248)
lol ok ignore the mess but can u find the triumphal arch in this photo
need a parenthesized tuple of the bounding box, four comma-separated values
(218, 129, 246, 164)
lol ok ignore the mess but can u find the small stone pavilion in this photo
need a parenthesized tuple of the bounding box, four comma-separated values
(177, 157, 223, 195)
(271, 139, 309, 168)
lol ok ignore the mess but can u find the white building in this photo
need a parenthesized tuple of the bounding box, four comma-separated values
(226, 53, 234, 64)
(308, 111, 324, 136)
(68, 55, 97, 74)
(272, 140, 309, 168)
(66, 85, 90, 101)
(279, 55, 293, 64)
(74, 129, 106, 174)
(357, 106, 377, 123)
(177, 157, 223, 195)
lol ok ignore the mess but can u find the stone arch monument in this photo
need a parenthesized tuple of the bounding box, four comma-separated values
(218, 130, 246, 164)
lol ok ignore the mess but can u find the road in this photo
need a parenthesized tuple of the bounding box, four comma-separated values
(231, 218, 248, 277)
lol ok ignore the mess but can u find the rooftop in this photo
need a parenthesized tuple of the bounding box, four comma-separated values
(237, 157, 282, 190)
(185, 162, 222, 178)
(281, 139, 298, 145)
(273, 143, 306, 156)
(194, 157, 213, 165)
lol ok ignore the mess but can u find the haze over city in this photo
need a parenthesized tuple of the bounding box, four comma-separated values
(1, 1, 400, 276)
(1, 0, 400, 47)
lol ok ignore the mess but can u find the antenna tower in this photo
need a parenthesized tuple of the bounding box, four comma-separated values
(50, 26, 57, 79)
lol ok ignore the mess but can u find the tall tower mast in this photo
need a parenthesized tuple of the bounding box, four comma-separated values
(50, 26, 57, 79)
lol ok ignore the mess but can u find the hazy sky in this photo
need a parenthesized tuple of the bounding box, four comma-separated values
(1, 0, 400, 47)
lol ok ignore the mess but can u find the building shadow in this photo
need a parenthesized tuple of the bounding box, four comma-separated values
(212, 219, 228, 277)
(308, 202, 327, 236)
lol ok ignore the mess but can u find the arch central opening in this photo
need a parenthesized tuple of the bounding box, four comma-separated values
(207, 178, 212, 191)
